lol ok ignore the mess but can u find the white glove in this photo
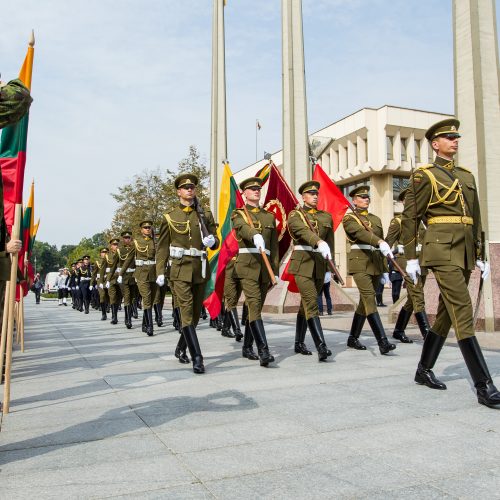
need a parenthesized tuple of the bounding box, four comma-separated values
(117, 276, 123, 285)
(381, 273, 390, 285)
(202, 234, 215, 248)
(324, 271, 332, 284)
(317, 240, 332, 260)
(378, 241, 394, 259)
(253, 234, 265, 252)
(476, 260, 491, 280)
(274, 275, 280, 284)
(397, 244, 405, 255)
(99, 283, 104, 289)
(156, 274, 165, 287)
(406, 259, 421, 285)
(105, 281, 110, 289)
(89, 285, 93, 291)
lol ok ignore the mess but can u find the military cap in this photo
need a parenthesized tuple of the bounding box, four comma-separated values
(298, 180, 320, 195)
(99, 247, 109, 253)
(398, 189, 408, 202)
(139, 220, 153, 228)
(175, 173, 199, 189)
(239, 177, 263, 191)
(349, 185, 370, 198)
(71, 262, 76, 266)
(109, 238, 120, 245)
(77, 259, 83, 263)
(121, 230, 133, 237)
(425, 118, 460, 141)
(82, 255, 90, 260)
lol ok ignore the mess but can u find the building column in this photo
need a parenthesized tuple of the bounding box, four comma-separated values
(282, 0, 309, 191)
(453, 0, 500, 331)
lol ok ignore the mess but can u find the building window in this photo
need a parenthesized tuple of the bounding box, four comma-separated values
(415, 139, 421, 163)
(401, 138, 407, 162)
(386, 136, 394, 160)
(342, 178, 371, 201)
(393, 175, 410, 202)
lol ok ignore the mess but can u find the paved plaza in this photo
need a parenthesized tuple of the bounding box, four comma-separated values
(1, 299, 500, 499)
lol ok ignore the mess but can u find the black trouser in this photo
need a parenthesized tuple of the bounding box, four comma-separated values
(34, 288, 41, 304)
(80, 282, 91, 311)
(317, 282, 332, 314)
(58, 288, 68, 299)
(391, 277, 403, 303)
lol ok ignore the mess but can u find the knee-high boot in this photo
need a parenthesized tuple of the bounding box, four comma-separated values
(347, 313, 367, 350)
(367, 312, 396, 355)
(307, 316, 330, 362)
(414, 311, 431, 340)
(415, 330, 447, 389)
(249, 319, 274, 367)
(392, 308, 413, 343)
(228, 308, 243, 342)
(182, 325, 205, 374)
(294, 314, 312, 355)
(242, 321, 258, 360)
(144, 308, 154, 336)
(175, 334, 190, 364)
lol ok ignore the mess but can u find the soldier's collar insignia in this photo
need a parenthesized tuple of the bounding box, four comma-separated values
(182, 205, 193, 212)
(250, 207, 260, 213)
(358, 209, 368, 216)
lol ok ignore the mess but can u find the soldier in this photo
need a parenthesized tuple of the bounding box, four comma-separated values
(231, 177, 279, 367)
(113, 231, 137, 330)
(401, 118, 500, 409)
(156, 174, 218, 374)
(385, 188, 430, 342)
(221, 257, 243, 341)
(73, 259, 84, 311)
(287, 180, 334, 361)
(91, 247, 109, 320)
(342, 186, 396, 355)
(68, 263, 77, 309)
(104, 238, 123, 325)
(120, 221, 157, 336)
(78, 255, 92, 314)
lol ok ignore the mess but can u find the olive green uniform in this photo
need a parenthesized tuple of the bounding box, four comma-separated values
(121, 235, 158, 309)
(223, 257, 241, 310)
(287, 207, 335, 319)
(401, 156, 480, 340)
(111, 244, 137, 307)
(386, 216, 427, 313)
(343, 210, 387, 316)
(104, 250, 123, 306)
(156, 203, 218, 328)
(231, 204, 279, 323)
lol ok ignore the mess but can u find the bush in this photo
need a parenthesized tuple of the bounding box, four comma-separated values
(41, 292, 58, 299)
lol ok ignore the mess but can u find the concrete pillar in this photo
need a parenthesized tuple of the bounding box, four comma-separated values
(210, 0, 227, 218)
(453, 0, 500, 331)
(282, 0, 310, 191)
(357, 136, 366, 167)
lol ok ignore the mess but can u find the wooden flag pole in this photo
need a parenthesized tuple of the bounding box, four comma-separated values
(3, 203, 22, 414)
(0, 285, 10, 384)
(15, 302, 19, 344)
(20, 293, 25, 353)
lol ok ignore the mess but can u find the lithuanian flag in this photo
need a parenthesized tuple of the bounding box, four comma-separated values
(0, 40, 34, 233)
(203, 162, 244, 319)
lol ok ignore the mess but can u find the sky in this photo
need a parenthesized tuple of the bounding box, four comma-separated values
(0, 0, 498, 247)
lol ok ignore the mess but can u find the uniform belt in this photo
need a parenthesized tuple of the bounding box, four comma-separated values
(135, 259, 156, 266)
(96, 274, 100, 279)
(238, 248, 271, 256)
(293, 245, 321, 253)
(427, 216, 473, 225)
(125, 268, 135, 273)
(350, 244, 378, 251)
(105, 268, 111, 272)
(80, 277, 91, 281)
(169, 247, 207, 278)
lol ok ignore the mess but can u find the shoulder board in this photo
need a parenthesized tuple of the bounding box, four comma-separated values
(165, 206, 175, 215)
(417, 164, 433, 171)
(231, 208, 245, 218)
(456, 165, 472, 173)
(342, 213, 356, 221)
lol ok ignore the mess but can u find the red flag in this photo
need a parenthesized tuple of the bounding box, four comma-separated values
(281, 258, 299, 293)
(312, 164, 349, 230)
(262, 164, 298, 261)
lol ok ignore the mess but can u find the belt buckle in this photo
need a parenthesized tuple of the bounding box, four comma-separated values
(189, 248, 197, 257)
(461, 216, 468, 224)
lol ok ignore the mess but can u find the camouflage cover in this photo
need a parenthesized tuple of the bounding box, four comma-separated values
(0, 79, 33, 129)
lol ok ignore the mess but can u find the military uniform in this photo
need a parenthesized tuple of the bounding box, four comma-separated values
(385, 189, 430, 342)
(221, 258, 243, 341)
(287, 180, 334, 361)
(232, 177, 279, 366)
(342, 185, 396, 355)
(120, 223, 158, 336)
(91, 248, 109, 320)
(78, 257, 92, 314)
(73, 261, 84, 311)
(104, 239, 123, 324)
(156, 173, 218, 374)
(401, 118, 500, 409)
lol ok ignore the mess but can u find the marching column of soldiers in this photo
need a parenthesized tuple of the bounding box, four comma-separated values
(55, 119, 500, 410)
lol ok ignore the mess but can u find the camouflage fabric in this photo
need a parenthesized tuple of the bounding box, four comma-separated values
(0, 79, 33, 129)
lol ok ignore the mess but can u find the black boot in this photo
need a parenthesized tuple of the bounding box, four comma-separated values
(100, 303, 107, 321)
(145, 308, 154, 336)
(221, 311, 235, 338)
(414, 331, 447, 389)
(307, 316, 329, 362)
(294, 314, 312, 355)
(142, 311, 147, 333)
(249, 319, 274, 366)
(175, 335, 190, 364)
(228, 308, 243, 342)
(173, 307, 182, 333)
(392, 308, 413, 343)
(124, 305, 132, 329)
(459, 337, 500, 409)
(84, 300, 90, 314)
(241, 303, 248, 326)
(367, 312, 396, 355)
(131, 300, 139, 319)
(182, 325, 205, 374)
(347, 313, 367, 350)
(242, 321, 259, 360)
(215, 314, 223, 331)
(376, 294, 386, 307)
(110, 304, 118, 325)
(415, 311, 430, 340)
(154, 304, 163, 327)
(201, 307, 208, 320)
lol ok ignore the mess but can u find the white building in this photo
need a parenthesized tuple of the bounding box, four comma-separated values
(235, 105, 452, 285)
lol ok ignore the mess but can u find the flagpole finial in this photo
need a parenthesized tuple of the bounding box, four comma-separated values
(29, 30, 35, 47)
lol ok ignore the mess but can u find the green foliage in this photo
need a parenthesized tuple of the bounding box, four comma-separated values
(41, 292, 58, 299)
(32, 241, 60, 277)
(65, 232, 106, 267)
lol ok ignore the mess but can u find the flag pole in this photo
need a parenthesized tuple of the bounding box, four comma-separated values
(0, 285, 10, 384)
(255, 119, 258, 161)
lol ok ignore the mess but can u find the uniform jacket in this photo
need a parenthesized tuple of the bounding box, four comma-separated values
(104, 251, 120, 284)
(121, 234, 156, 283)
(111, 244, 136, 285)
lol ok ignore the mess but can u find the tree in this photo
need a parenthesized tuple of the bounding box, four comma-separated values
(32, 241, 60, 278)
(65, 233, 107, 267)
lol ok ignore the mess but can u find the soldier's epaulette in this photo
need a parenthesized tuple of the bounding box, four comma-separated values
(456, 165, 472, 173)
(342, 213, 356, 222)
(165, 206, 175, 215)
(417, 163, 433, 170)
(231, 208, 245, 218)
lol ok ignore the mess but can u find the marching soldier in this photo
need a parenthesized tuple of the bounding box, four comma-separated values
(113, 231, 137, 329)
(342, 186, 396, 355)
(73, 259, 84, 311)
(287, 180, 334, 361)
(105, 238, 123, 325)
(231, 177, 279, 367)
(68, 263, 77, 309)
(156, 174, 218, 374)
(385, 189, 430, 342)
(120, 221, 157, 336)
(78, 255, 92, 314)
(91, 247, 109, 320)
(221, 257, 243, 342)
(401, 118, 500, 409)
